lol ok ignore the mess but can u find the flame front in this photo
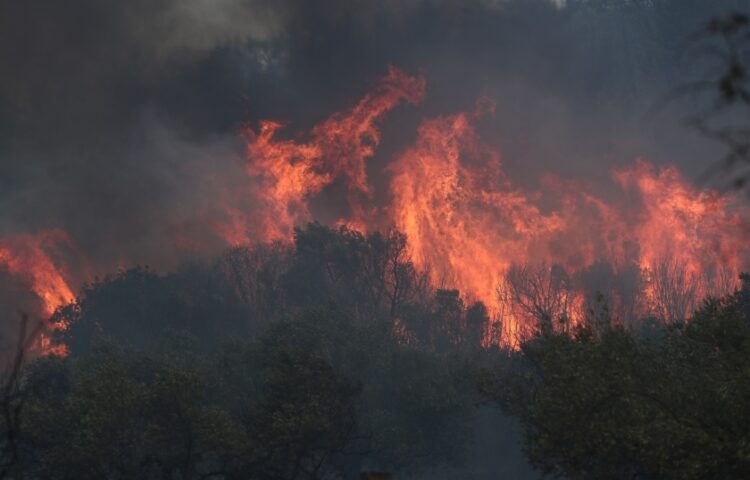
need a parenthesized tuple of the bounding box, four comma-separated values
(3, 68, 748, 349)
(389, 105, 749, 335)
(237, 68, 750, 341)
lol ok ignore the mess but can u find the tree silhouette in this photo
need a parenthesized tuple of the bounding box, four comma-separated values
(0, 314, 41, 479)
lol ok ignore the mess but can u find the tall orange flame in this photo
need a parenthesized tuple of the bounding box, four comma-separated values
(235, 69, 750, 340)
(239, 66, 426, 243)
(614, 159, 747, 278)
(0, 230, 74, 318)
(389, 105, 750, 334)
(3, 68, 744, 351)
(388, 104, 564, 310)
(0, 230, 75, 355)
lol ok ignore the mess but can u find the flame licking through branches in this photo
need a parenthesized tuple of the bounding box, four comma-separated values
(390, 105, 750, 336)
(237, 68, 750, 341)
(3, 68, 748, 348)
(0, 230, 75, 355)
(388, 102, 564, 315)
(614, 160, 747, 290)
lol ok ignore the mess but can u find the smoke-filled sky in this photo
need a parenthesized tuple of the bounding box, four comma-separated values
(1, 0, 748, 273)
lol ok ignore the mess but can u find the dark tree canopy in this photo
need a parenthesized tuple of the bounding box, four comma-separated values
(483, 285, 750, 480)
(8, 222, 750, 480)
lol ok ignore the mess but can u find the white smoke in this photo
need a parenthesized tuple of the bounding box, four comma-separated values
(131, 0, 289, 64)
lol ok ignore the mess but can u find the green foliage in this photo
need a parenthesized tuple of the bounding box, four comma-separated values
(284, 223, 423, 321)
(14, 222, 750, 479)
(25, 223, 750, 479)
(220, 308, 478, 475)
(247, 346, 360, 479)
(484, 293, 750, 479)
(18, 304, 479, 479)
(0, 315, 41, 480)
(400, 289, 490, 354)
(22, 343, 239, 479)
(51, 265, 256, 355)
(365, 348, 476, 472)
(37, 223, 491, 478)
(49, 224, 444, 357)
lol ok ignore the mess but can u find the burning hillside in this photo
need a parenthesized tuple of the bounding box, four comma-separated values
(1, 68, 748, 350)
(5, 4, 750, 479)
(237, 68, 750, 339)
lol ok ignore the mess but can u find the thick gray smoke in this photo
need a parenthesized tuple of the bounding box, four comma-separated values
(0, 0, 746, 277)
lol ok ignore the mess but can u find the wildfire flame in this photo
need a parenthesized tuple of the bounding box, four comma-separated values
(237, 68, 750, 340)
(389, 102, 564, 311)
(0, 230, 75, 355)
(238, 66, 426, 244)
(2, 68, 748, 349)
